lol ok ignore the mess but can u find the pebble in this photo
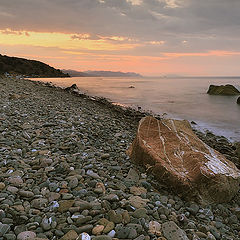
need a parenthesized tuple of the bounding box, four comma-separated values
(78, 225, 94, 233)
(149, 221, 161, 236)
(17, 231, 36, 240)
(101, 153, 110, 159)
(78, 232, 91, 240)
(126, 169, 140, 182)
(7, 186, 19, 194)
(126, 223, 143, 234)
(86, 170, 101, 179)
(59, 230, 78, 240)
(122, 210, 131, 224)
(162, 221, 189, 240)
(19, 190, 34, 198)
(129, 196, 149, 209)
(116, 227, 130, 239)
(58, 200, 75, 212)
(103, 194, 119, 202)
(92, 225, 105, 235)
(62, 193, 74, 199)
(133, 208, 148, 218)
(187, 203, 199, 215)
(0, 223, 10, 237)
(108, 210, 122, 223)
(128, 228, 138, 238)
(68, 177, 78, 189)
(8, 176, 23, 187)
(41, 217, 51, 231)
(4, 233, 17, 240)
(107, 230, 116, 238)
(92, 236, 112, 240)
(31, 198, 48, 209)
(0, 182, 5, 190)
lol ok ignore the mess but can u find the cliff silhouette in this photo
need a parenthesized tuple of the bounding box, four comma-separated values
(0, 54, 69, 78)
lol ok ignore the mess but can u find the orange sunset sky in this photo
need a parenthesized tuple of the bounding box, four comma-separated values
(1, 0, 240, 76)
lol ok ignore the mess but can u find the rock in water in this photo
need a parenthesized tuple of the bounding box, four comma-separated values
(64, 84, 80, 94)
(207, 84, 240, 95)
(127, 116, 240, 204)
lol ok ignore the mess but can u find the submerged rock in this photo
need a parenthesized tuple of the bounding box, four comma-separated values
(128, 116, 240, 204)
(207, 84, 240, 95)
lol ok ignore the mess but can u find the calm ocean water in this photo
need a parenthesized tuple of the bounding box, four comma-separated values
(31, 76, 240, 142)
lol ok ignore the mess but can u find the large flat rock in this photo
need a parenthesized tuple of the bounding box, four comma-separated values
(128, 116, 240, 204)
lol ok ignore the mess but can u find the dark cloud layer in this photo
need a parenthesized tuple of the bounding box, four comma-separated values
(1, 0, 240, 51)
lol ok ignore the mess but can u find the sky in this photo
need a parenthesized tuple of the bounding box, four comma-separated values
(0, 0, 240, 76)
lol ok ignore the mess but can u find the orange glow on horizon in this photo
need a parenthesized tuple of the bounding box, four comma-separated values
(1, 28, 240, 76)
(0, 29, 140, 51)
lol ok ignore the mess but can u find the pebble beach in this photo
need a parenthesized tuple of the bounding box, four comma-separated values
(0, 76, 240, 240)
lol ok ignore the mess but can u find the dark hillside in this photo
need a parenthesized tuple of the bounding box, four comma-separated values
(0, 54, 69, 77)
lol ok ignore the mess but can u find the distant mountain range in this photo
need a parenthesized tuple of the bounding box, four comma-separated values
(62, 69, 142, 78)
(0, 54, 142, 78)
(0, 54, 69, 78)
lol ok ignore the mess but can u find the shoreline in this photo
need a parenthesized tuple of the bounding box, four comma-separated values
(17, 76, 240, 171)
(29, 76, 240, 143)
(0, 76, 240, 239)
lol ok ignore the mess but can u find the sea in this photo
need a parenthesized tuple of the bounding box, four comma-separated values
(30, 76, 240, 142)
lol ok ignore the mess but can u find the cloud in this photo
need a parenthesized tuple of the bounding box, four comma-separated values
(0, 0, 239, 46)
(1, 0, 240, 75)
(0, 28, 30, 36)
(71, 34, 99, 40)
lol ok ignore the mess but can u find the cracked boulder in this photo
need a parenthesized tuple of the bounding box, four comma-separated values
(127, 116, 240, 204)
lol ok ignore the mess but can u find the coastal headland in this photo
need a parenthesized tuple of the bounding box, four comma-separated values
(0, 76, 240, 240)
